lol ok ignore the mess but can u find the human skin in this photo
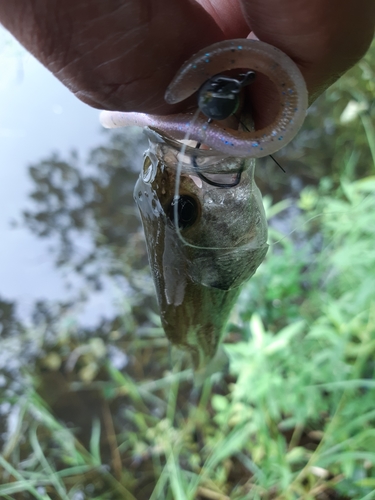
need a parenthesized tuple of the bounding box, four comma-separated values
(0, 0, 374, 127)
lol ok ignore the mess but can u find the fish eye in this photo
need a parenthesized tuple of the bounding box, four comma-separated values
(168, 195, 199, 230)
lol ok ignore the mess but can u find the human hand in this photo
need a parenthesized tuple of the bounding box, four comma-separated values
(0, 0, 374, 125)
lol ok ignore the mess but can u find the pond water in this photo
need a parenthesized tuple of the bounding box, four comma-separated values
(0, 28, 134, 326)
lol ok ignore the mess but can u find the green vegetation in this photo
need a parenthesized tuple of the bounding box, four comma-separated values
(0, 43, 374, 500)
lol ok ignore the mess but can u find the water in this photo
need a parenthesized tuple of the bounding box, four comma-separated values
(0, 28, 131, 326)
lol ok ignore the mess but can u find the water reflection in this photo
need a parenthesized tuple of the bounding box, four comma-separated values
(1, 127, 163, 357)
(22, 129, 149, 290)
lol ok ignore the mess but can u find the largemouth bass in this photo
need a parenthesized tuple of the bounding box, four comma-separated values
(100, 38, 308, 368)
(134, 128, 268, 367)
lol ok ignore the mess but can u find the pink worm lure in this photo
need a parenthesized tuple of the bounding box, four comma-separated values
(100, 39, 308, 158)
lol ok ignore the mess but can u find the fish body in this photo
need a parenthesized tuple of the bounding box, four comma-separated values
(134, 129, 268, 367)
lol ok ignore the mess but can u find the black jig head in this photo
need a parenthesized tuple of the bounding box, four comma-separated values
(197, 71, 256, 121)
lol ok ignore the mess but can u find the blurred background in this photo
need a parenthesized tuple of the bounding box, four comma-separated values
(0, 25, 374, 500)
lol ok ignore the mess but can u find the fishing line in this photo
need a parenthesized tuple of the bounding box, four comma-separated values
(172, 108, 201, 248)
(269, 155, 286, 173)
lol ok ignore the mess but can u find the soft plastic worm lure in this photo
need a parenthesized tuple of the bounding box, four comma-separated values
(100, 38, 308, 157)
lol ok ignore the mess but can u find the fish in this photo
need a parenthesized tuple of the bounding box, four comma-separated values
(100, 38, 308, 368)
(134, 127, 268, 368)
